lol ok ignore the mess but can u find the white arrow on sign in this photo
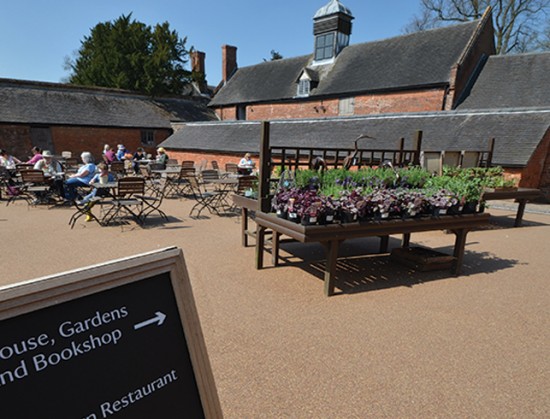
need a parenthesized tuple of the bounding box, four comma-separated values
(133, 311, 167, 330)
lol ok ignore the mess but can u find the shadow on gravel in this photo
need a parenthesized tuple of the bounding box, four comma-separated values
(273, 237, 519, 296)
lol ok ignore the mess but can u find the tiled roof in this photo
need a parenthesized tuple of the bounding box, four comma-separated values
(0, 79, 216, 128)
(457, 52, 550, 109)
(209, 20, 480, 106)
(160, 110, 550, 167)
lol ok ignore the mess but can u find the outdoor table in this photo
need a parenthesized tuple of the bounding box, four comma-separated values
(151, 168, 181, 176)
(254, 211, 491, 296)
(232, 194, 259, 247)
(481, 187, 541, 227)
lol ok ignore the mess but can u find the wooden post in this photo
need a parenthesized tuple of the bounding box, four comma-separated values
(397, 137, 404, 165)
(413, 130, 423, 166)
(259, 121, 271, 213)
(486, 137, 495, 167)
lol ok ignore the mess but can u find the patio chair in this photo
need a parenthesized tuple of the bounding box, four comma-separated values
(63, 158, 79, 173)
(101, 177, 145, 226)
(211, 160, 220, 171)
(137, 177, 169, 223)
(109, 161, 126, 178)
(199, 169, 220, 191)
(181, 160, 195, 169)
(187, 175, 225, 218)
(167, 167, 195, 198)
(225, 163, 239, 175)
(14, 169, 53, 206)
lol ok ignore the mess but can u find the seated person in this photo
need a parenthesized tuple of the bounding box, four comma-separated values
(0, 149, 22, 176)
(64, 152, 96, 201)
(155, 147, 169, 169)
(34, 150, 62, 175)
(77, 163, 114, 205)
(238, 153, 255, 175)
(26, 146, 43, 165)
(116, 144, 127, 161)
(103, 145, 116, 164)
(132, 147, 146, 173)
(34, 150, 64, 198)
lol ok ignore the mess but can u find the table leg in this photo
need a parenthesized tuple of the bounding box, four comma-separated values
(379, 235, 389, 253)
(255, 225, 265, 269)
(272, 232, 280, 266)
(402, 233, 411, 248)
(241, 207, 249, 247)
(324, 240, 340, 297)
(514, 199, 527, 227)
(452, 228, 469, 275)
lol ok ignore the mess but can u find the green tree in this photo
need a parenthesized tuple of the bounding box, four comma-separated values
(403, 0, 549, 54)
(67, 14, 193, 96)
(263, 49, 283, 62)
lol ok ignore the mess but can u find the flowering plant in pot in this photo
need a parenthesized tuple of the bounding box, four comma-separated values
(428, 189, 458, 216)
(337, 190, 361, 223)
(397, 190, 425, 218)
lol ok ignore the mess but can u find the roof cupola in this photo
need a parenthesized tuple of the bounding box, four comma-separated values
(313, 0, 354, 63)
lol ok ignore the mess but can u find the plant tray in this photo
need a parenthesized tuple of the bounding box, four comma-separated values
(391, 246, 456, 272)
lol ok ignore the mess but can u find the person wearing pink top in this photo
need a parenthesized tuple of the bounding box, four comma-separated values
(26, 146, 43, 164)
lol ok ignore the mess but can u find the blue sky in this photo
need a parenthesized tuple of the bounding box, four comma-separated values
(0, 0, 421, 86)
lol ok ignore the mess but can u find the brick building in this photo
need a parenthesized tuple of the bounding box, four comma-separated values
(0, 78, 216, 160)
(209, 1, 495, 121)
(161, 1, 550, 199)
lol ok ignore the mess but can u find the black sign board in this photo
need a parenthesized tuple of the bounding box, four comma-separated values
(0, 248, 221, 419)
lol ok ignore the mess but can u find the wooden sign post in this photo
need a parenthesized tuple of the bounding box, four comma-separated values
(0, 247, 222, 419)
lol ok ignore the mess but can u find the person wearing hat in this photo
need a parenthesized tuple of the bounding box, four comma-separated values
(155, 147, 169, 169)
(34, 150, 64, 199)
(116, 144, 127, 161)
(34, 150, 62, 176)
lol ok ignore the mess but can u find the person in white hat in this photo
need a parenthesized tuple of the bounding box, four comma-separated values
(34, 150, 62, 176)
(33, 150, 64, 200)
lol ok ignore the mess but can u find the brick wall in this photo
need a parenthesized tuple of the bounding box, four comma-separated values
(0, 124, 32, 160)
(167, 150, 248, 170)
(215, 88, 446, 121)
(516, 128, 550, 201)
(1, 123, 172, 161)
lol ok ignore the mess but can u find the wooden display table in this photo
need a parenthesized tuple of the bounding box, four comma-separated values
(232, 194, 259, 247)
(254, 212, 490, 296)
(481, 188, 541, 227)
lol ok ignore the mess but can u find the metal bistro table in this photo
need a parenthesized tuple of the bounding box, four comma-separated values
(255, 212, 491, 296)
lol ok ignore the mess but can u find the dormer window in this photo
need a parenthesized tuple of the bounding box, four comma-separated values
(296, 69, 319, 98)
(297, 79, 311, 97)
(315, 33, 335, 61)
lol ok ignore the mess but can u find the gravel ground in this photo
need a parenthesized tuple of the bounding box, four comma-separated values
(1, 197, 549, 418)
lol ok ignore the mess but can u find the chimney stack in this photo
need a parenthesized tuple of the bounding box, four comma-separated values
(191, 50, 206, 75)
(222, 45, 238, 84)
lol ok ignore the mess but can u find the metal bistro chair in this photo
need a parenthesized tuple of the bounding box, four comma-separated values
(225, 162, 239, 176)
(109, 161, 126, 179)
(167, 167, 195, 198)
(136, 177, 169, 224)
(14, 169, 53, 206)
(62, 158, 79, 173)
(187, 175, 225, 218)
(101, 177, 145, 226)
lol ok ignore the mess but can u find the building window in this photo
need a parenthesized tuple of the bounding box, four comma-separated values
(314, 32, 335, 61)
(141, 130, 155, 146)
(237, 105, 247, 120)
(297, 79, 311, 97)
(339, 97, 355, 115)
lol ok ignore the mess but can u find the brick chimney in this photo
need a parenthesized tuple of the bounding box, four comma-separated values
(222, 45, 238, 83)
(191, 50, 206, 75)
